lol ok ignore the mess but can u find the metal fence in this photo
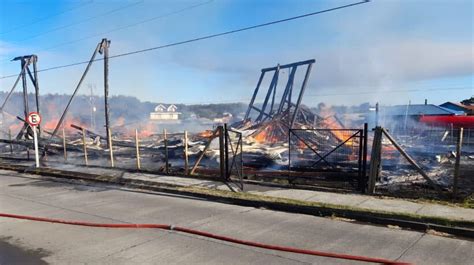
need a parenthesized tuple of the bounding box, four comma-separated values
(288, 126, 367, 192)
(371, 127, 471, 200)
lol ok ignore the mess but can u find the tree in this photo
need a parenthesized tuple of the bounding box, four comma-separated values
(461, 97, 474, 106)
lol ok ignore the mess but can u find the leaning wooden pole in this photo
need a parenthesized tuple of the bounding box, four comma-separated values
(453, 128, 464, 198)
(135, 129, 141, 170)
(82, 128, 88, 166)
(190, 128, 219, 175)
(382, 128, 441, 192)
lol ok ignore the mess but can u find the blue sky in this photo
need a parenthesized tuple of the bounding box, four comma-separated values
(0, 0, 472, 107)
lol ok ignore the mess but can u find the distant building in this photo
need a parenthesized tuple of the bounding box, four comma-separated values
(440, 102, 474, 115)
(213, 112, 233, 124)
(383, 104, 458, 117)
(150, 104, 181, 122)
(371, 104, 458, 133)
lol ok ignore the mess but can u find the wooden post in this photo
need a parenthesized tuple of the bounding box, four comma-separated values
(224, 124, 229, 179)
(218, 126, 225, 180)
(135, 129, 141, 170)
(453, 128, 463, 198)
(368, 126, 382, 194)
(8, 128, 13, 154)
(362, 122, 368, 192)
(184, 130, 189, 175)
(108, 128, 114, 168)
(164, 129, 169, 174)
(82, 128, 88, 166)
(62, 128, 67, 160)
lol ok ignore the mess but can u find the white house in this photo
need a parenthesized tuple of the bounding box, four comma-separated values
(213, 112, 233, 124)
(150, 104, 181, 122)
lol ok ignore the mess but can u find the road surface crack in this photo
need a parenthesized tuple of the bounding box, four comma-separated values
(394, 232, 425, 261)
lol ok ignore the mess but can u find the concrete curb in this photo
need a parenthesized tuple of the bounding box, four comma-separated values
(1, 164, 473, 238)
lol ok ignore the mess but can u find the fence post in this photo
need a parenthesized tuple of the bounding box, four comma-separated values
(362, 123, 368, 192)
(288, 128, 292, 183)
(135, 129, 141, 170)
(368, 126, 382, 194)
(184, 130, 189, 175)
(108, 128, 114, 168)
(357, 128, 364, 192)
(62, 128, 67, 160)
(224, 124, 229, 180)
(8, 128, 13, 154)
(453, 127, 463, 198)
(218, 126, 225, 180)
(82, 128, 88, 166)
(164, 129, 169, 174)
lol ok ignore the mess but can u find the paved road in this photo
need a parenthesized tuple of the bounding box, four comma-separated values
(0, 170, 472, 264)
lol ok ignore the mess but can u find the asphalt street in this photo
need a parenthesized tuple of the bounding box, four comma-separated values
(0, 170, 472, 264)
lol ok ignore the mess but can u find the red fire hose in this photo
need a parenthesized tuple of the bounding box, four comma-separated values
(0, 213, 410, 265)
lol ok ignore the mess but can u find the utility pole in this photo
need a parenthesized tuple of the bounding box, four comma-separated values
(99, 38, 111, 148)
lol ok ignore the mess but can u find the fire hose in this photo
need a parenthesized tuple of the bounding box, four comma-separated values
(0, 213, 410, 265)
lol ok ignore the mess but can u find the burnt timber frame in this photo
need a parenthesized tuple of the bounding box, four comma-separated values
(244, 59, 315, 128)
(0, 55, 41, 139)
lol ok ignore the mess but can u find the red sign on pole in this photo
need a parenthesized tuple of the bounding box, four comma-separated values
(27, 112, 42, 127)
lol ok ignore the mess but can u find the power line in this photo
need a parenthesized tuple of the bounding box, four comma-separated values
(0, 0, 212, 64)
(0, 0, 369, 80)
(190, 87, 473, 104)
(0, 1, 94, 35)
(15, 1, 144, 42)
(37, 0, 214, 54)
(305, 86, 473, 97)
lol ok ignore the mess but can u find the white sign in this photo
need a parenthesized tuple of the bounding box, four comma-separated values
(26, 112, 42, 168)
(27, 112, 42, 127)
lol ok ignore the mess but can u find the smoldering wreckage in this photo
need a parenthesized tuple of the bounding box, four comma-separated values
(1, 50, 472, 200)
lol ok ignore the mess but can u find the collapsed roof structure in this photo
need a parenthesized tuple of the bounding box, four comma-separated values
(233, 59, 346, 144)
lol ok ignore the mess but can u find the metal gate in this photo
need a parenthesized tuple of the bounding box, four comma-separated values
(224, 125, 244, 190)
(288, 124, 367, 191)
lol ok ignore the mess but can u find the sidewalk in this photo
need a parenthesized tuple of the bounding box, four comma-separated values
(2, 162, 474, 223)
(44, 163, 474, 223)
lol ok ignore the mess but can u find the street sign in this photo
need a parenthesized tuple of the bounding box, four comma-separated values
(27, 112, 42, 127)
(26, 112, 42, 168)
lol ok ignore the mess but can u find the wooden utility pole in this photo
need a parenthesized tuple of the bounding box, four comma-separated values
(100, 38, 111, 148)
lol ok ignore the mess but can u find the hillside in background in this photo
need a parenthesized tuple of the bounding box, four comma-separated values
(0, 92, 247, 134)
